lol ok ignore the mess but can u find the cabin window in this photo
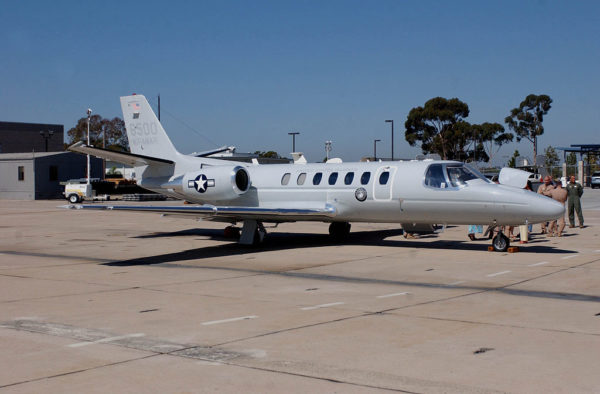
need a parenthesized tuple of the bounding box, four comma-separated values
(425, 164, 447, 188)
(328, 172, 338, 185)
(313, 172, 323, 185)
(344, 172, 354, 185)
(49, 166, 58, 181)
(379, 171, 390, 185)
(281, 173, 291, 185)
(360, 172, 371, 185)
(297, 173, 306, 185)
(18, 166, 24, 181)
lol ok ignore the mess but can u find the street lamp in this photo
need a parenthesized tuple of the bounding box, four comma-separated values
(385, 120, 394, 161)
(373, 139, 381, 161)
(288, 132, 300, 153)
(86, 108, 92, 185)
(39, 130, 54, 152)
(325, 140, 332, 160)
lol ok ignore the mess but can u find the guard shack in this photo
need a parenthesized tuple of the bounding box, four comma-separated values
(557, 144, 600, 187)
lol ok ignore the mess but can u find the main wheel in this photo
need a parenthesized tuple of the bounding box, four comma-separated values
(329, 222, 351, 239)
(492, 233, 510, 252)
(68, 194, 80, 204)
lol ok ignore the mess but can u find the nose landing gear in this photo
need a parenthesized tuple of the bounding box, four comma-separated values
(491, 233, 510, 252)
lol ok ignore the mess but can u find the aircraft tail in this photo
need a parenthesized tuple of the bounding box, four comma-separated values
(120, 94, 179, 161)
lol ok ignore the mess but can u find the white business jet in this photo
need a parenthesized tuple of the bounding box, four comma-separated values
(66, 94, 563, 252)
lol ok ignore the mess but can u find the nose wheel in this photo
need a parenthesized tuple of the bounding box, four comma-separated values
(491, 233, 510, 252)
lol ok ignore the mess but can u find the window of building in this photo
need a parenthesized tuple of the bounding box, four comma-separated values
(328, 172, 338, 185)
(424, 164, 447, 188)
(18, 166, 24, 181)
(49, 166, 58, 181)
(281, 173, 291, 185)
(344, 172, 354, 185)
(297, 173, 306, 185)
(360, 171, 371, 185)
(379, 171, 390, 185)
(313, 172, 323, 185)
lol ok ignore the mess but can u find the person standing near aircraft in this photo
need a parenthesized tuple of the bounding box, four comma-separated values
(566, 175, 584, 228)
(537, 176, 555, 234)
(548, 182, 567, 236)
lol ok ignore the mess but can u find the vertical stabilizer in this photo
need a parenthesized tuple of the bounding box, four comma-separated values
(120, 94, 179, 160)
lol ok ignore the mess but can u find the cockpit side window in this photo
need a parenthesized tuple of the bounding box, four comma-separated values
(446, 166, 476, 187)
(424, 164, 447, 188)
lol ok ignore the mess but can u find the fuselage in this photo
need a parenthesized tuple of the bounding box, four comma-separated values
(135, 156, 564, 226)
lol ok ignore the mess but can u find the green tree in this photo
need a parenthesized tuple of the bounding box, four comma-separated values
(566, 152, 577, 165)
(405, 97, 470, 160)
(504, 94, 552, 166)
(544, 146, 560, 168)
(471, 122, 513, 165)
(507, 150, 520, 168)
(253, 150, 280, 159)
(67, 115, 128, 151)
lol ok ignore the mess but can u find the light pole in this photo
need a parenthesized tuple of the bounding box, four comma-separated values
(374, 139, 380, 161)
(385, 120, 394, 161)
(39, 130, 54, 152)
(325, 140, 332, 160)
(288, 132, 299, 153)
(86, 108, 92, 185)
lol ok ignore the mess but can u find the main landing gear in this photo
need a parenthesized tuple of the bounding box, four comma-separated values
(238, 220, 267, 246)
(329, 222, 351, 240)
(491, 233, 510, 252)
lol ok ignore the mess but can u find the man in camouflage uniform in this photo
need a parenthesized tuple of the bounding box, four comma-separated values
(566, 175, 584, 228)
(537, 176, 555, 234)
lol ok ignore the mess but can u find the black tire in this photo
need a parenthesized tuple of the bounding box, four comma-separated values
(329, 222, 351, 239)
(68, 194, 80, 204)
(492, 233, 510, 252)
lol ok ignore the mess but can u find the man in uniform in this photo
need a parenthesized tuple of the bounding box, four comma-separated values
(537, 176, 555, 234)
(549, 182, 567, 237)
(566, 175, 584, 228)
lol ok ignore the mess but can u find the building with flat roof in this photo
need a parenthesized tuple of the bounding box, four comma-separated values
(0, 121, 64, 153)
(0, 152, 102, 199)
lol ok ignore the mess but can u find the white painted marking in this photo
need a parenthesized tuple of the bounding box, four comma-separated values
(486, 270, 511, 278)
(201, 316, 258, 326)
(595, 250, 600, 253)
(68, 333, 145, 348)
(561, 254, 578, 260)
(528, 261, 549, 267)
(446, 281, 466, 286)
(301, 302, 344, 311)
(376, 292, 409, 299)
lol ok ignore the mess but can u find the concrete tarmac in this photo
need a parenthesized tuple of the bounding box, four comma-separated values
(1, 190, 599, 393)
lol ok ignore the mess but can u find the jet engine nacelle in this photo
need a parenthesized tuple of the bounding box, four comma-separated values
(182, 165, 251, 201)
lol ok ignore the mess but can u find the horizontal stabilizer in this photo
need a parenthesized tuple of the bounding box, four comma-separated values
(68, 142, 174, 167)
(61, 203, 337, 222)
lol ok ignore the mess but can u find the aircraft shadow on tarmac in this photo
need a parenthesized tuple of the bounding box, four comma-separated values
(106, 228, 577, 268)
(101, 228, 600, 304)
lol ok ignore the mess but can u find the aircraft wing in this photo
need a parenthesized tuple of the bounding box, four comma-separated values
(62, 203, 337, 222)
(68, 142, 174, 167)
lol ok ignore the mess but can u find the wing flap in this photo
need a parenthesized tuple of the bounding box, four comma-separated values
(62, 203, 337, 222)
(68, 142, 174, 167)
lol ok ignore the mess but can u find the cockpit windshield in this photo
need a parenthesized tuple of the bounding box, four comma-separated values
(425, 163, 490, 189)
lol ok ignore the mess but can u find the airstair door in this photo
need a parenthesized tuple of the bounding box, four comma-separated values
(373, 166, 396, 200)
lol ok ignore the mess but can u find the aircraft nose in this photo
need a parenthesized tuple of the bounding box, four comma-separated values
(529, 194, 564, 222)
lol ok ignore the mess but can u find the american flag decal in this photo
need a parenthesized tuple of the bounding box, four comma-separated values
(131, 102, 141, 111)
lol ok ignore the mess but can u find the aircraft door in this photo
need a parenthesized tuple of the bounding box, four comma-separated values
(373, 166, 397, 200)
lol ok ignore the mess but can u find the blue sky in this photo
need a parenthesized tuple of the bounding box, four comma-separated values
(1, 0, 598, 164)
